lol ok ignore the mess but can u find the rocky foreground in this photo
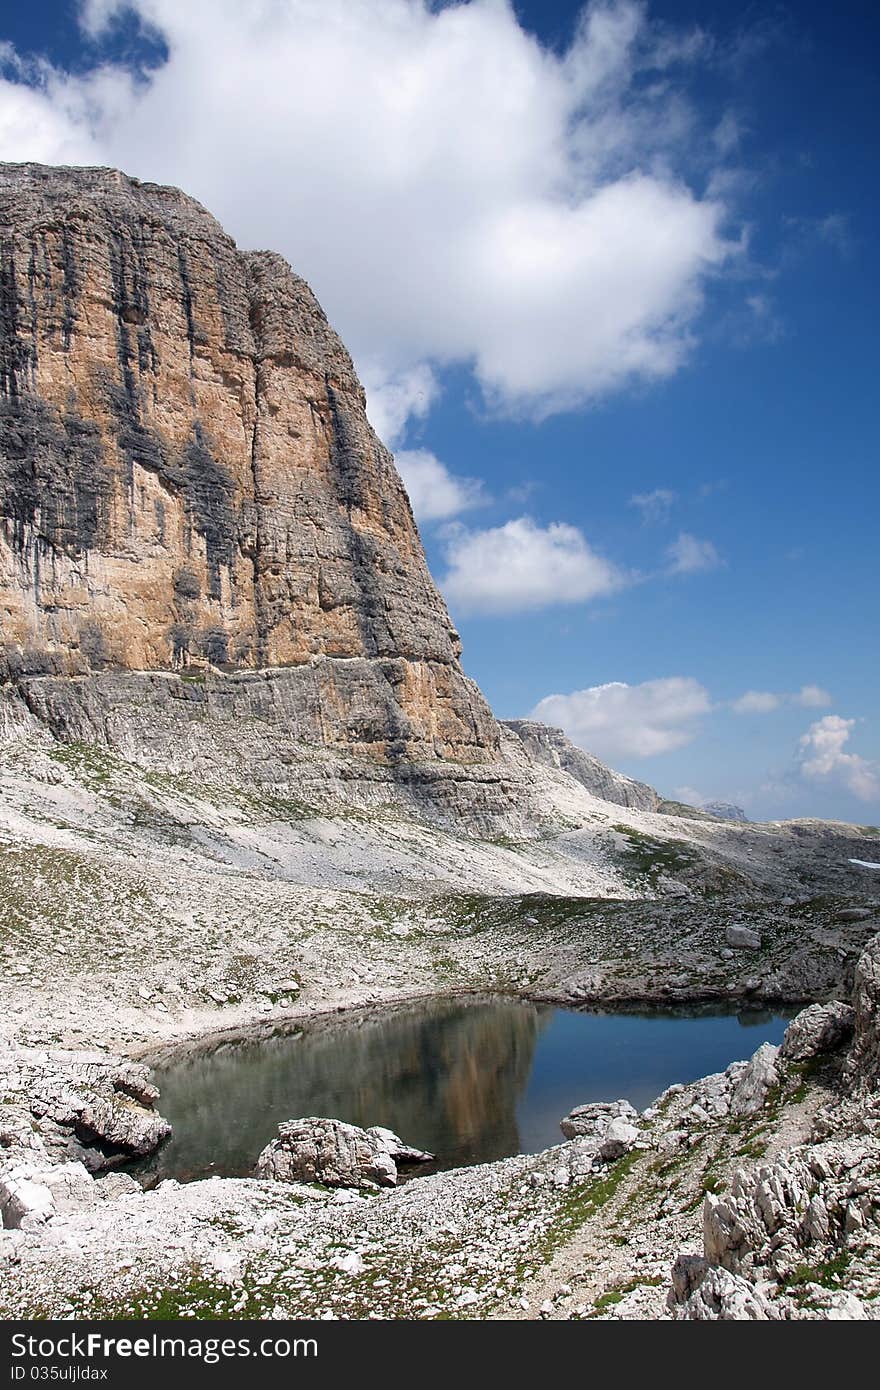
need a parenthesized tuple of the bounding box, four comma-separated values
(1, 933, 878, 1321)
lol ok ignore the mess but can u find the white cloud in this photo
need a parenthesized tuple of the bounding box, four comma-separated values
(798, 715, 879, 802)
(0, 0, 740, 438)
(796, 684, 832, 708)
(673, 783, 753, 812)
(0, 66, 101, 165)
(712, 110, 743, 157)
(784, 212, 852, 260)
(440, 517, 621, 615)
(531, 676, 711, 759)
(731, 684, 832, 715)
(507, 480, 539, 505)
(674, 784, 707, 806)
(629, 487, 675, 524)
(732, 690, 782, 715)
(394, 449, 486, 524)
(79, 0, 136, 38)
(816, 213, 851, 256)
(740, 292, 785, 344)
(665, 531, 721, 574)
(362, 362, 439, 450)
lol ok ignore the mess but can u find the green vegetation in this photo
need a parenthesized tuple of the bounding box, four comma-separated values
(535, 1148, 644, 1265)
(47, 740, 118, 788)
(592, 1288, 623, 1311)
(610, 826, 699, 884)
(657, 800, 718, 823)
(783, 1249, 852, 1294)
(0, 840, 138, 942)
(589, 1275, 663, 1316)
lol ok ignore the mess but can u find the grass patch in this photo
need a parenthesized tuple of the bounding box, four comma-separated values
(589, 1275, 664, 1317)
(782, 1249, 852, 1294)
(47, 740, 118, 788)
(592, 1289, 623, 1311)
(611, 826, 698, 880)
(534, 1148, 644, 1267)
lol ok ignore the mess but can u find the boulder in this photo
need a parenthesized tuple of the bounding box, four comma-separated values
(255, 1117, 432, 1189)
(76, 1095, 171, 1158)
(0, 1160, 122, 1229)
(673, 1266, 780, 1320)
(96, 1171, 142, 1200)
(781, 1002, 855, 1062)
(0, 1172, 55, 1230)
(560, 1099, 638, 1142)
(366, 1127, 434, 1166)
(729, 1043, 779, 1117)
(40, 1161, 103, 1214)
(1, 1044, 171, 1172)
(111, 1063, 160, 1108)
(597, 1118, 640, 1161)
(725, 925, 761, 951)
(669, 1253, 709, 1305)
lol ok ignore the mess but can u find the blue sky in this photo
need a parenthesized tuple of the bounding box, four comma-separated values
(0, 1, 876, 822)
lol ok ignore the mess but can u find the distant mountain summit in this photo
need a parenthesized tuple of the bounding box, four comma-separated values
(701, 801, 749, 822)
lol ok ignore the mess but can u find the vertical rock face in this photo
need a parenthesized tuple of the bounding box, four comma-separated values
(502, 720, 660, 811)
(0, 163, 497, 762)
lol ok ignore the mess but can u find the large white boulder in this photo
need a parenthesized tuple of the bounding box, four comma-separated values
(255, 1117, 432, 1189)
(781, 1002, 855, 1061)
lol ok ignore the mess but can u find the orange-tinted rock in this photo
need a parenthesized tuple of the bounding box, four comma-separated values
(0, 163, 497, 763)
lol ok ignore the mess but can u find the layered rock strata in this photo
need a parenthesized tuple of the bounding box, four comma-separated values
(0, 163, 497, 766)
(502, 720, 660, 811)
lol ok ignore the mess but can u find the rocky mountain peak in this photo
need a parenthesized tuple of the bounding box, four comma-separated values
(0, 162, 497, 764)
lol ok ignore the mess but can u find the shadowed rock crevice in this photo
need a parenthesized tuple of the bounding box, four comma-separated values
(0, 393, 112, 557)
(0, 246, 36, 396)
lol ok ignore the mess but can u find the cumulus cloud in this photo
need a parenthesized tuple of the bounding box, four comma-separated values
(674, 784, 707, 806)
(732, 690, 782, 715)
(362, 363, 439, 451)
(796, 684, 832, 708)
(731, 684, 832, 715)
(665, 531, 721, 574)
(798, 716, 879, 802)
(0, 0, 740, 438)
(395, 449, 486, 524)
(440, 517, 621, 615)
(629, 487, 675, 524)
(530, 676, 711, 759)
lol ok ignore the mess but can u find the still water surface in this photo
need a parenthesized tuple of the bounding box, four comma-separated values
(142, 996, 791, 1183)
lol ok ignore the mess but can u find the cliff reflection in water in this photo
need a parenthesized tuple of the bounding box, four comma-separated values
(145, 997, 545, 1183)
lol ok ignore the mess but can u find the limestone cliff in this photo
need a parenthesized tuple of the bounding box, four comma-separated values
(502, 720, 660, 812)
(0, 163, 496, 764)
